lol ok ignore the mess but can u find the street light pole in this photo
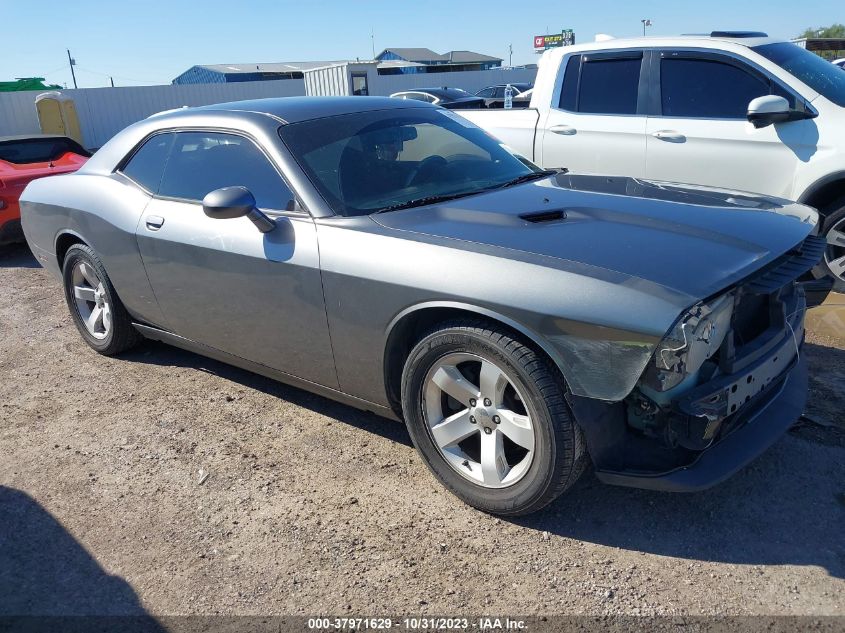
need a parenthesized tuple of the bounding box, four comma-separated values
(509, 44, 513, 67)
(641, 19, 652, 36)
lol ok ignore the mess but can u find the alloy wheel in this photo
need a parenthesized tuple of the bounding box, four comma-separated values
(825, 217, 845, 283)
(71, 261, 112, 340)
(423, 352, 535, 488)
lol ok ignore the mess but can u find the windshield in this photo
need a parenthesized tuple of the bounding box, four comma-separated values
(0, 137, 90, 164)
(279, 108, 540, 216)
(753, 42, 845, 107)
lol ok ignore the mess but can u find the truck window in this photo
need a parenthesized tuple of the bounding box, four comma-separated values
(577, 57, 641, 115)
(558, 55, 580, 111)
(660, 57, 770, 118)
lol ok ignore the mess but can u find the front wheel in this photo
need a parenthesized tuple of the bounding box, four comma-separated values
(401, 319, 586, 516)
(817, 202, 845, 287)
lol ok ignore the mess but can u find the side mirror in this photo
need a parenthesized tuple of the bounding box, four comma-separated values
(202, 186, 275, 233)
(747, 95, 791, 128)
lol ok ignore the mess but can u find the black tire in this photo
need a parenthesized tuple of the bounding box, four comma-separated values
(401, 319, 586, 516)
(62, 244, 141, 355)
(814, 197, 845, 288)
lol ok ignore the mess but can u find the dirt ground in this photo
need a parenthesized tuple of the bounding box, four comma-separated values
(1, 242, 843, 618)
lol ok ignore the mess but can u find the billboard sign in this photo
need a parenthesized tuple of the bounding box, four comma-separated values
(534, 30, 575, 51)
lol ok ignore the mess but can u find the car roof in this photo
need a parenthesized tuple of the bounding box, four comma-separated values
(181, 96, 433, 124)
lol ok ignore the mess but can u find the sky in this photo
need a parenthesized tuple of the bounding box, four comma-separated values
(0, 0, 840, 88)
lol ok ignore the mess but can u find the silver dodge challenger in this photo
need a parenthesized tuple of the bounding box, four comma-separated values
(21, 97, 823, 515)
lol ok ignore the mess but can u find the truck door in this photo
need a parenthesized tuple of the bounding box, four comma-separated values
(539, 50, 648, 176)
(644, 50, 808, 198)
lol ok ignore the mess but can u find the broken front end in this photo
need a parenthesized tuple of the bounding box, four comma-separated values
(569, 234, 824, 491)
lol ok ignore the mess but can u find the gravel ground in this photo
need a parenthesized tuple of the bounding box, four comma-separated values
(1, 242, 843, 618)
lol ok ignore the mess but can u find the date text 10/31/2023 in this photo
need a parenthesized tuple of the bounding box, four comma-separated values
(307, 617, 527, 630)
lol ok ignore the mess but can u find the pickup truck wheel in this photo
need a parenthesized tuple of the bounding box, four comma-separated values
(818, 203, 845, 286)
(62, 244, 141, 355)
(401, 320, 586, 516)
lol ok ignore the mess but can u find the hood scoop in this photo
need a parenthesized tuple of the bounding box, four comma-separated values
(519, 209, 567, 224)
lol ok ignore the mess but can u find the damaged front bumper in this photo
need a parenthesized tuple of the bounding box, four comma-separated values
(594, 338, 807, 492)
(568, 239, 818, 492)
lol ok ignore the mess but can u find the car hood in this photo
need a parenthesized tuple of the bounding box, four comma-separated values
(371, 173, 818, 302)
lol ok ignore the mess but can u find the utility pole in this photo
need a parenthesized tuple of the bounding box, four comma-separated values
(110, 76, 115, 87)
(371, 29, 375, 59)
(509, 44, 513, 67)
(66, 49, 78, 89)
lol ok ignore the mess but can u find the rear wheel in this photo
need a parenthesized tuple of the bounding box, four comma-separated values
(62, 244, 141, 355)
(401, 319, 586, 516)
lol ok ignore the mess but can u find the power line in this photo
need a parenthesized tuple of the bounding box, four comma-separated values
(74, 65, 163, 85)
(39, 63, 72, 76)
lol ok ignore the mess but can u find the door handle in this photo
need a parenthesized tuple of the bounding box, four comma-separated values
(145, 215, 165, 231)
(549, 124, 577, 135)
(651, 130, 686, 143)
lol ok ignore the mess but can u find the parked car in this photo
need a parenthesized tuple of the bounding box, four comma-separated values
(21, 97, 821, 515)
(513, 88, 533, 104)
(0, 134, 89, 244)
(390, 88, 484, 109)
(457, 32, 845, 284)
(475, 83, 533, 108)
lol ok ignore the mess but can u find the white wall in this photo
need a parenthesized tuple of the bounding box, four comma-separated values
(0, 67, 537, 149)
(0, 79, 305, 148)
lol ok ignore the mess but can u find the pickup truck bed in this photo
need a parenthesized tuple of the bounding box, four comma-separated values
(459, 108, 540, 163)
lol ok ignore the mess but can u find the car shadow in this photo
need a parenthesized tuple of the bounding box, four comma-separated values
(0, 486, 166, 630)
(121, 341, 413, 448)
(513, 436, 844, 579)
(123, 341, 843, 579)
(776, 117, 819, 163)
(0, 242, 40, 268)
(514, 344, 845, 579)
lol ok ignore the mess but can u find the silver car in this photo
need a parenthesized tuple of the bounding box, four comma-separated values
(21, 97, 822, 515)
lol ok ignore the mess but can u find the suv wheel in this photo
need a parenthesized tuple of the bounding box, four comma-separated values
(401, 319, 586, 516)
(819, 202, 845, 287)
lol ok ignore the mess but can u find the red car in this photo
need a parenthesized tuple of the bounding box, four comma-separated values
(0, 134, 90, 244)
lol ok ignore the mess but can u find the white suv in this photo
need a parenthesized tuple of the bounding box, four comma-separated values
(460, 32, 845, 283)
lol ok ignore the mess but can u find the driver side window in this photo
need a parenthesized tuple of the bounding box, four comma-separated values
(157, 131, 294, 210)
(659, 55, 779, 118)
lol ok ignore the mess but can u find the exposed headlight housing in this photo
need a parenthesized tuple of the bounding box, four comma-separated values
(642, 293, 735, 392)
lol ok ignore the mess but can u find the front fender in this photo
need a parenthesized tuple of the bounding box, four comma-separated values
(385, 300, 663, 403)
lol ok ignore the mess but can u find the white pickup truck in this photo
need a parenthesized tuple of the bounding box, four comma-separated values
(458, 31, 845, 283)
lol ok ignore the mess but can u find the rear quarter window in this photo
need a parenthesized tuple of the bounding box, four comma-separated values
(119, 133, 174, 193)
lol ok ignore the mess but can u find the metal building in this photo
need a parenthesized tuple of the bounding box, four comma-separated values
(173, 48, 503, 84)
